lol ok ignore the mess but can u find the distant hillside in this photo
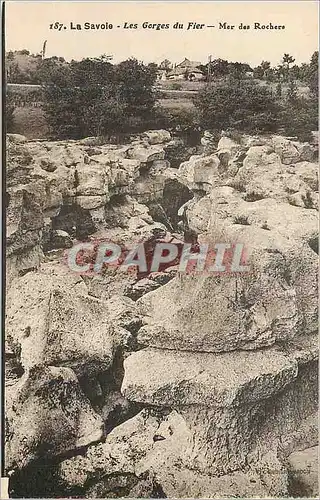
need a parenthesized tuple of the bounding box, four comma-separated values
(6, 50, 66, 84)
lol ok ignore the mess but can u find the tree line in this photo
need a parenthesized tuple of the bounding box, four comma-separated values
(6, 50, 318, 87)
(159, 53, 318, 85)
(6, 50, 318, 142)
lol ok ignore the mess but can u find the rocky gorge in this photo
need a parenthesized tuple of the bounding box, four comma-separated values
(4, 128, 319, 498)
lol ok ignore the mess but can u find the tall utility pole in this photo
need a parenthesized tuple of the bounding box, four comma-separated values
(41, 40, 47, 60)
(207, 55, 212, 84)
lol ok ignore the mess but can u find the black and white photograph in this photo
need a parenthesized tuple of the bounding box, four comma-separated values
(2, 0, 319, 498)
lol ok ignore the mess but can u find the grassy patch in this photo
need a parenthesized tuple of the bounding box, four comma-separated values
(158, 98, 196, 111)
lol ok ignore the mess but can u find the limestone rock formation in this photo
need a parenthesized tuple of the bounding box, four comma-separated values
(5, 130, 318, 498)
(58, 407, 289, 498)
(142, 129, 171, 145)
(6, 365, 104, 471)
(6, 263, 130, 377)
(121, 336, 317, 473)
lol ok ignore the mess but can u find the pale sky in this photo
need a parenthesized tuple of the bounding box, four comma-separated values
(5, 1, 319, 66)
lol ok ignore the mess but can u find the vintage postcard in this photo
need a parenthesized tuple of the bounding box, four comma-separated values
(2, 0, 319, 498)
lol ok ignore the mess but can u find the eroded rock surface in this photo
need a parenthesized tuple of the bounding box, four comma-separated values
(5, 365, 104, 471)
(6, 263, 130, 377)
(5, 130, 318, 498)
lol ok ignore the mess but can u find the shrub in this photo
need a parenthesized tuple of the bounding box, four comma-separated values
(279, 95, 318, 142)
(194, 77, 318, 141)
(194, 79, 280, 133)
(155, 106, 200, 132)
(42, 57, 158, 139)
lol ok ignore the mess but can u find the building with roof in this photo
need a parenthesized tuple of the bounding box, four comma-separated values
(176, 58, 202, 70)
(167, 58, 205, 81)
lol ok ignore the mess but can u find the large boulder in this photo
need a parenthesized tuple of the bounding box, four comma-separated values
(217, 135, 242, 157)
(292, 141, 316, 162)
(103, 295, 142, 334)
(121, 335, 317, 475)
(187, 187, 318, 243)
(146, 189, 317, 354)
(89, 144, 130, 162)
(178, 154, 222, 192)
(57, 335, 317, 495)
(272, 136, 300, 164)
(6, 182, 45, 284)
(108, 158, 141, 195)
(75, 195, 107, 210)
(41, 142, 88, 167)
(127, 145, 165, 163)
(5, 365, 104, 471)
(229, 144, 318, 207)
(48, 164, 76, 200)
(76, 163, 107, 196)
(142, 130, 171, 145)
(6, 263, 130, 376)
(58, 409, 190, 496)
(137, 235, 317, 353)
(122, 346, 299, 407)
(292, 161, 319, 191)
(58, 407, 289, 498)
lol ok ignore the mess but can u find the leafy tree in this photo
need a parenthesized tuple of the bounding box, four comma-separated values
(34, 56, 68, 84)
(274, 64, 284, 82)
(194, 79, 280, 133)
(308, 51, 318, 95)
(279, 95, 318, 141)
(298, 62, 310, 83)
(42, 56, 157, 139)
(289, 64, 301, 81)
(265, 68, 275, 83)
(113, 58, 157, 118)
(69, 56, 114, 86)
(82, 90, 126, 137)
(159, 59, 172, 71)
(253, 60, 271, 80)
(286, 79, 298, 102)
(276, 82, 282, 98)
(225, 62, 253, 81)
(6, 61, 24, 83)
(260, 60, 271, 73)
(212, 59, 230, 77)
(199, 59, 230, 80)
(282, 53, 295, 69)
(281, 53, 295, 82)
(7, 51, 14, 61)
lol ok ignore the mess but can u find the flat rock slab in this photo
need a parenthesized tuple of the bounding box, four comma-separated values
(122, 346, 299, 407)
